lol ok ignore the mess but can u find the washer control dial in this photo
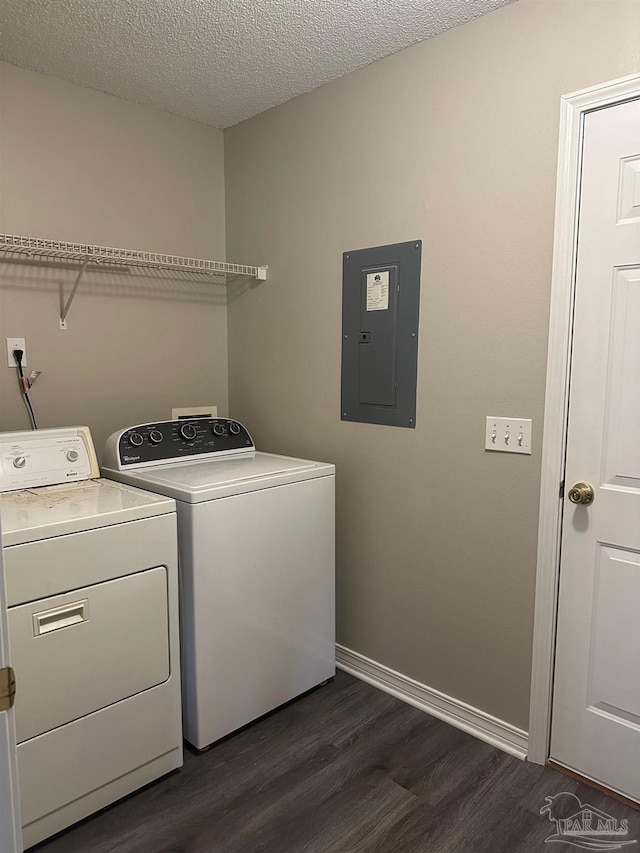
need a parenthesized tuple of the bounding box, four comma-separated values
(180, 423, 198, 441)
(116, 418, 254, 467)
(13, 455, 26, 469)
(66, 450, 79, 462)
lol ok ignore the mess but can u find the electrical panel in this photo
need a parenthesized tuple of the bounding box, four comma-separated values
(341, 240, 421, 428)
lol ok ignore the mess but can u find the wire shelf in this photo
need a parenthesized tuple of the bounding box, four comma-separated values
(0, 233, 267, 327)
(0, 234, 267, 279)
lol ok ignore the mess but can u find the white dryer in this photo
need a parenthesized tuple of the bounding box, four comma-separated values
(0, 427, 182, 848)
(103, 418, 335, 751)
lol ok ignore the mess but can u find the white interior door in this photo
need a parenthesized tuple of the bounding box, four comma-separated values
(0, 516, 23, 852)
(551, 97, 640, 800)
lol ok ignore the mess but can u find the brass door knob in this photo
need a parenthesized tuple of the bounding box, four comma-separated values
(568, 482, 594, 505)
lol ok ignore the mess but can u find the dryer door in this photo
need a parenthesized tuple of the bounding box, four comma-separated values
(9, 566, 170, 743)
(0, 515, 22, 853)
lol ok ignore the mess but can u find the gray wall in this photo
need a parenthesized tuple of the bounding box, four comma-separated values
(225, 0, 640, 730)
(0, 62, 227, 456)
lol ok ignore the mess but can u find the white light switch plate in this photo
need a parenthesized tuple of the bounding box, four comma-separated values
(485, 416, 532, 455)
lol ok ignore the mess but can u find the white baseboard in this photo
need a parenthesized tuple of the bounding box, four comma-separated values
(336, 644, 528, 760)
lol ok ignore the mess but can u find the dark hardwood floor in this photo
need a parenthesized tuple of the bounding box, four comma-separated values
(34, 672, 640, 852)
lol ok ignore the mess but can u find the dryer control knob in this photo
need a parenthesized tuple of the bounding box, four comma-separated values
(229, 422, 241, 436)
(180, 423, 197, 441)
(212, 423, 225, 436)
(129, 432, 144, 447)
(66, 450, 79, 462)
(149, 430, 164, 444)
(13, 455, 26, 469)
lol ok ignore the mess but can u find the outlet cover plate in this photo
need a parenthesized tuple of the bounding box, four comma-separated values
(6, 338, 26, 368)
(485, 416, 532, 455)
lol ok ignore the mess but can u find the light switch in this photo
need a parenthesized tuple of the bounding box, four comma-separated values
(485, 417, 532, 455)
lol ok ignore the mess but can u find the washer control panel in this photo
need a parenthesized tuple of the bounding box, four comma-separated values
(108, 419, 254, 468)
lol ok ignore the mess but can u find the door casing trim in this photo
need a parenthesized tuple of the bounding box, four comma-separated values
(529, 72, 640, 765)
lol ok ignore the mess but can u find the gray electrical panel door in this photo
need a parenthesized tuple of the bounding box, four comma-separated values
(341, 240, 421, 428)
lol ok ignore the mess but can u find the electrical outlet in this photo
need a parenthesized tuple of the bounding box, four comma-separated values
(485, 416, 532, 455)
(6, 338, 26, 368)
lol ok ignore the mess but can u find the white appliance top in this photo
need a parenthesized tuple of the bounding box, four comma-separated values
(0, 478, 175, 547)
(102, 419, 335, 503)
(103, 452, 334, 503)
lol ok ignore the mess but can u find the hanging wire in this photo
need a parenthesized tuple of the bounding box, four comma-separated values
(14, 352, 38, 429)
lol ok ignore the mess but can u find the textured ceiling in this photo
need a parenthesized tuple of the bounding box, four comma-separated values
(0, 0, 514, 128)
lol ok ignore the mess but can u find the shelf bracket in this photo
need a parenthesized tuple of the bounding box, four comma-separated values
(59, 255, 90, 329)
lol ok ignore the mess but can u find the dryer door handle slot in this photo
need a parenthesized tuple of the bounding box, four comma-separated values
(33, 599, 89, 636)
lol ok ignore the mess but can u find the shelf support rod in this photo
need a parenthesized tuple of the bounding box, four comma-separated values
(60, 255, 90, 326)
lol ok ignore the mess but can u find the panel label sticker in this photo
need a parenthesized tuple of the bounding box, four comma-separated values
(366, 271, 389, 311)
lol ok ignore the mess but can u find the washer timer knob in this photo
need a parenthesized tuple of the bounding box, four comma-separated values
(149, 430, 164, 445)
(129, 432, 144, 447)
(180, 423, 198, 441)
(13, 455, 26, 469)
(229, 422, 241, 436)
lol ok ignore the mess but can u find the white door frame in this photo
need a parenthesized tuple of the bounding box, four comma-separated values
(528, 71, 640, 765)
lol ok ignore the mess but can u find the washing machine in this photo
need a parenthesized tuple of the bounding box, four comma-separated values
(103, 418, 335, 751)
(0, 426, 183, 848)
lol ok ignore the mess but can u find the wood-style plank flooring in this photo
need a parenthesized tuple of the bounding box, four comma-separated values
(34, 672, 640, 852)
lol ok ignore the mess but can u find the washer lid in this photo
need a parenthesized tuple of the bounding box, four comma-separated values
(103, 452, 335, 503)
(0, 478, 175, 546)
